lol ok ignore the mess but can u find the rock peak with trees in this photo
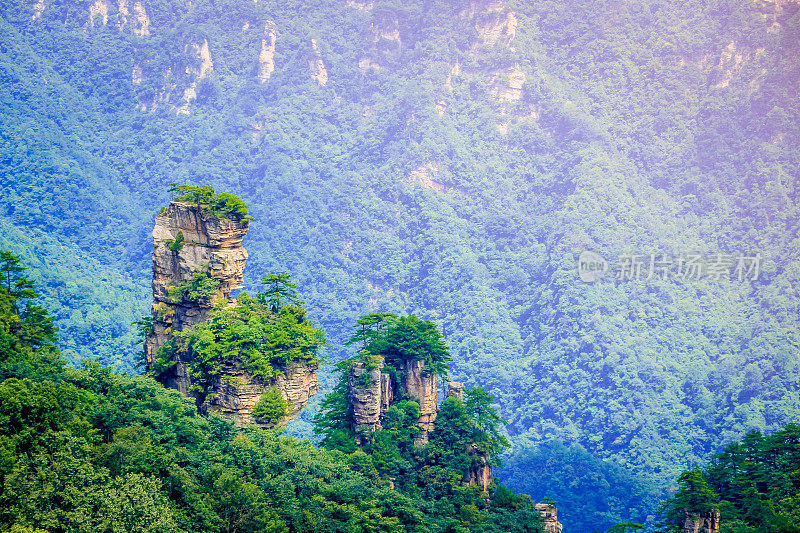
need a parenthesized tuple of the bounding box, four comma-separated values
(314, 312, 516, 496)
(144, 185, 324, 428)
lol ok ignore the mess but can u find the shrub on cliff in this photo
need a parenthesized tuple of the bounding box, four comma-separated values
(0, 258, 543, 533)
(167, 270, 220, 303)
(252, 386, 288, 425)
(346, 313, 452, 377)
(169, 291, 325, 396)
(168, 184, 254, 224)
(656, 426, 800, 533)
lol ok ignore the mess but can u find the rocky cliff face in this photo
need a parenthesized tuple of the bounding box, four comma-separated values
(682, 510, 720, 533)
(145, 201, 318, 428)
(534, 504, 563, 533)
(348, 360, 393, 443)
(465, 443, 492, 491)
(210, 361, 319, 427)
(347, 356, 439, 443)
(145, 201, 248, 393)
(400, 359, 438, 443)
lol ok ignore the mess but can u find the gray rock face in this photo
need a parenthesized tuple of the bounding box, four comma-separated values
(400, 358, 438, 443)
(534, 504, 563, 533)
(348, 361, 392, 443)
(682, 510, 720, 533)
(346, 356, 440, 444)
(465, 443, 492, 492)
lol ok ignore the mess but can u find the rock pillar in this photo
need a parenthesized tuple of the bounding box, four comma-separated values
(534, 504, 563, 533)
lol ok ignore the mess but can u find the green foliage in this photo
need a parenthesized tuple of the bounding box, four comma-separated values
(462, 388, 510, 461)
(346, 313, 398, 350)
(0, 252, 26, 294)
(168, 270, 220, 303)
(312, 369, 354, 448)
(174, 292, 325, 396)
(500, 440, 660, 533)
(3, 0, 800, 529)
(0, 253, 61, 381)
(133, 316, 154, 339)
(605, 523, 644, 533)
(260, 273, 302, 312)
(656, 425, 800, 533)
(355, 315, 452, 377)
(251, 386, 288, 425)
(0, 267, 540, 533)
(171, 184, 253, 224)
(148, 338, 178, 380)
(313, 313, 519, 528)
(165, 230, 185, 252)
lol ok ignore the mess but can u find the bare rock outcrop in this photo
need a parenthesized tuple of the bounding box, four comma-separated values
(400, 359, 439, 443)
(210, 361, 319, 427)
(535, 504, 563, 533)
(465, 443, 492, 491)
(145, 200, 318, 429)
(309, 39, 328, 86)
(447, 381, 465, 401)
(348, 360, 393, 443)
(145, 201, 248, 380)
(346, 356, 438, 444)
(682, 510, 720, 533)
(257, 22, 277, 83)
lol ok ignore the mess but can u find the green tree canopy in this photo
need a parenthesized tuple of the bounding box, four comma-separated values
(259, 273, 303, 312)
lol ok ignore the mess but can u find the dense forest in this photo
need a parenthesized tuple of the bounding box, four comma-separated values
(0, 0, 798, 530)
(657, 424, 800, 532)
(0, 254, 548, 532)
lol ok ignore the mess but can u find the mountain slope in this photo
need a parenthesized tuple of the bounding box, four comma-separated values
(1, 0, 798, 530)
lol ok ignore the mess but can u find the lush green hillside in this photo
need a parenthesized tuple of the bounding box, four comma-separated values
(0, 257, 545, 533)
(657, 424, 800, 532)
(1, 0, 798, 531)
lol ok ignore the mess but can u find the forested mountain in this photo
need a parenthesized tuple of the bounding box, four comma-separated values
(0, 261, 547, 532)
(0, 0, 798, 531)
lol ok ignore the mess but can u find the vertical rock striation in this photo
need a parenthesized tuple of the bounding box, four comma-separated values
(347, 356, 439, 443)
(348, 360, 392, 443)
(534, 504, 563, 533)
(682, 510, 720, 533)
(465, 443, 492, 491)
(447, 381, 465, 401)
(145, 201, 248, 394)
(400, 359, 438, 443)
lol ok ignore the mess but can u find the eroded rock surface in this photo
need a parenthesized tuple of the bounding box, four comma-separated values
(346, 355, 440, 444)
(682, 510, 720, 533)
(534, 504, 563, 533)
(348, 361, 392, 442)
(145, 201, 248, 378)
(145, 201, 318, 429)
(401, 359, 438, 443)
(465, 443, 492, 491)
(447, 381, 465, 402)
(210, 361, 319, 427)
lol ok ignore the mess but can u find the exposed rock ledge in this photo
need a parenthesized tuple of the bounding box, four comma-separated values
(210, 361, 319, 427)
